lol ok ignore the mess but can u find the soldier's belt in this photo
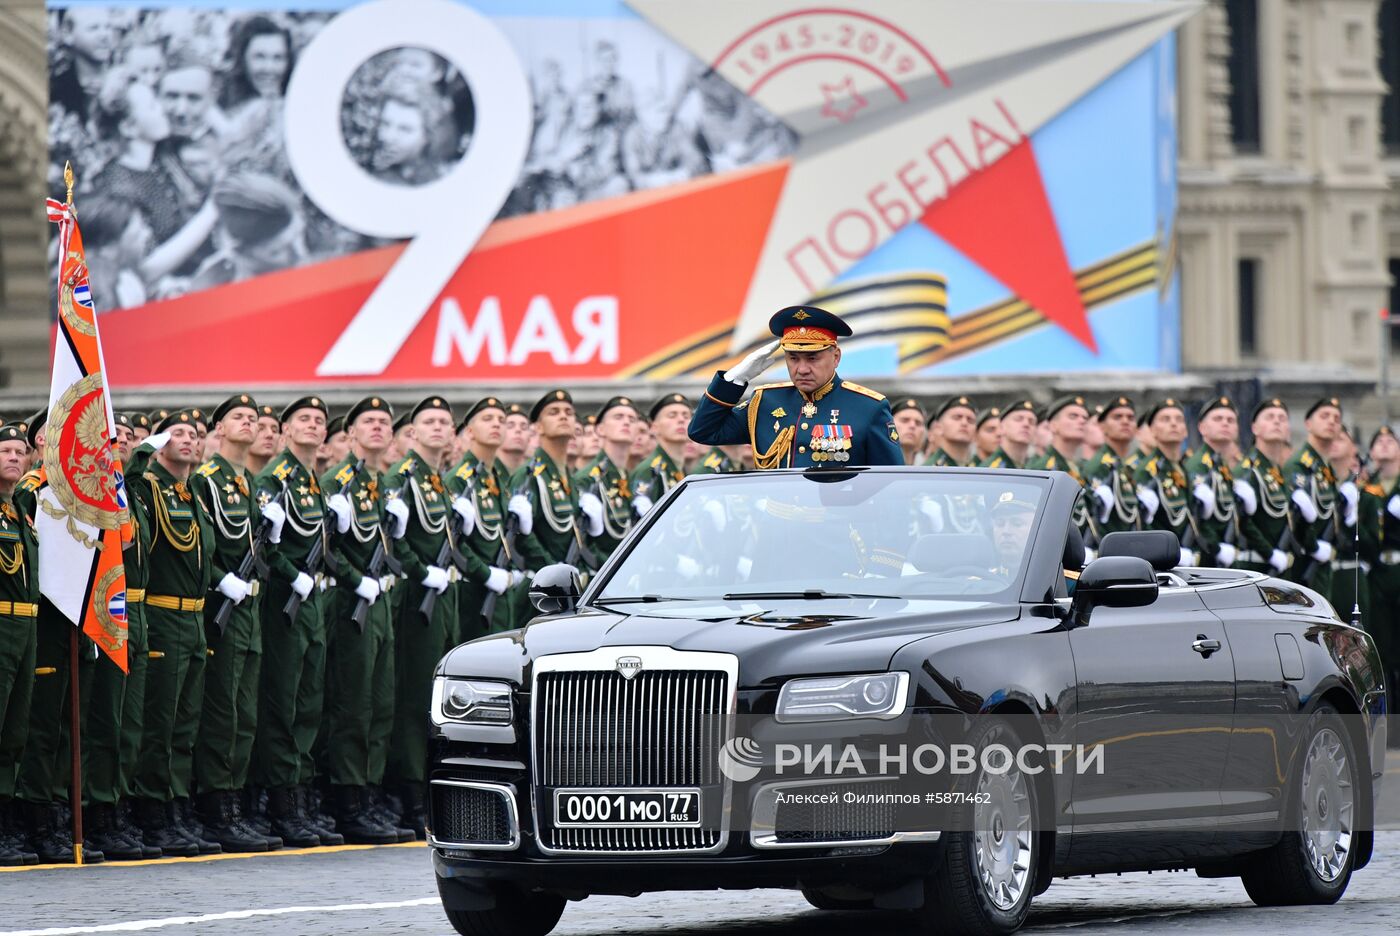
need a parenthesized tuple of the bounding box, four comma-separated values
(126, 588, 146, 603)
(145, 595, 206, 612)
(1380, 550, 1400, 565)
(1335, 559, 1368, 572)
(0, 601, 38, 617)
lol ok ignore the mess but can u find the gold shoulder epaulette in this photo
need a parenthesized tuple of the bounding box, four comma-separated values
(1300, 451, 1314, 468)
(1202, 452, 1213, 469)
(455, 463, 474, 480)
(16, 472, 41, 492)
(334, 464, 354, 485)
(703, 453, 721, 469)
(987, 457, 1003, 469)
(840, 381, 885, 401)
(753, 380, 795, 391)
(272, 460, 292, 481)
(1146, 459, 1159, 477)
(196, 460, 220, 478)
(533, 463, 546, 477)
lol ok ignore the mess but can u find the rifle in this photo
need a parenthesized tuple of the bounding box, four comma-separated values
(212, 478, 276, 633)
(284, 458, 363, 621)
(419, 472, 472, 620)
(566, 472, 604, 573)
(349, 482, 404, 631)
(480, 473, 526, 628)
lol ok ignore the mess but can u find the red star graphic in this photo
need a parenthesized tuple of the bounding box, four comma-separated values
(818, 77, 867, 123)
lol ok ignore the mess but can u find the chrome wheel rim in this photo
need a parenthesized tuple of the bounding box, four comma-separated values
(973, 753, 1033, 910)
(1300, 726, 1353, 883)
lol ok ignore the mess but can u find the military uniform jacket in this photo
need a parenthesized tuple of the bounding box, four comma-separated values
(1360, 475, 1400, 566)
(923, 448, 970, 468)
(321, 454, 394, 592)
(1029, 446, 1095, 540)
(1282, 443, 1338, 557)
(1236, 448, 1291, 562)
(444, 451, 508, 586)
(192, 453, 262, 592)
(1134, 448, 1197, 549)
(691, 447, 739, 475)
(133, 460, 215, 599)
(1183, 444, 1239, 564)
(1080, 445, 1141, 535)
(0, 491, 38, 607)
(689, 372, 902, 469)
(383, 449, 453, 586)
(575, 453, 633, 557)
(511, 453, 581, 571)
(979, 447, 1022, 470)
(253, 449, 327, 586)
(630, 446, 685, 506)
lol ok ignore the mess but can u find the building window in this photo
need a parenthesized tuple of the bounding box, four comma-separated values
(1383, 0, 1400, 153)
(1238, 258, 1259, 357)
(1227, 0, 1261, 152)
(1389, 258, 1400, 354)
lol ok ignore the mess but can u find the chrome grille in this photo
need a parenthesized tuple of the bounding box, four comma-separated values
(427, 781, 518, 850)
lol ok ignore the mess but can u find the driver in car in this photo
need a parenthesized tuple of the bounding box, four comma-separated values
(991, 492, 1036, 578)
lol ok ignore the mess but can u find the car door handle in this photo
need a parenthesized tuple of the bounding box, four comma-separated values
(1192, 636, 1222, 657)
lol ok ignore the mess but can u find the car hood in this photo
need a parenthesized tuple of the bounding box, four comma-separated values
(439, 598, 1020, 688)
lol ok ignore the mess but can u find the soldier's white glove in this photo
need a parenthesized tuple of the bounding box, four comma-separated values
(508, 495, 533, 535)
(1136, 486, 1160, 523)
(633, 495, 655, 516)
(1291, 488, 1318, 523)
(723, 338, 781, 386)
(578, 492, 605, 537)
(217, 573, 252, 604)
(919, 497, 945, 532)
(421, 565, 450, 593)
(1093, 485, 1115, 523)
(354, 577, 380, 604)
(1268, 549, 1290, 573)
(385, 497, 409, 539)
(290, 572, 314, 600)
(702, 499, 727, 533)
(1338, 481, 1359, 527)
(1310, 541, 1334, 564)
(1178, 547, 1196, 568)
(326, 493, 352, 534)
(509, 569, 527, 587)
(1216, 543, 1237, 567)
(1390, 494, 1400, 521)
(146, 430, 172, 451)
(1193, 482, 1216, 518)
(451, 496, 476, 536)
(736, 556, 754, 579)
(675, 554, 702, 579)
(1232, 478, 1258, 516)
(485, 566, 510, 594)
(261, 501, 286, 544)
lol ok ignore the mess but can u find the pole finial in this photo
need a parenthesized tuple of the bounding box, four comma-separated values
(64, 161, 74, 206)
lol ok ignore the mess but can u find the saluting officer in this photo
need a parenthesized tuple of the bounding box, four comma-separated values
(688, 306, 902, 469)
(1132, 399, 1199, 567)
(573, 396, 641, 560)
(1282, 397, 1344, 593)
(1080, 396, 1141, 536)
(1183, 396, 1243, 568)
(981, 399, 1037, 469)
(0, 423, 38, 866)
(925, 396, 977, 467)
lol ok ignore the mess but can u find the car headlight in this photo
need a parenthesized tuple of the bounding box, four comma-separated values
(433, 677, 513, 726)
(776, 672, 909, 722)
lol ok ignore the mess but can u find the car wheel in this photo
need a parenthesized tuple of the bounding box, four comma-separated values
(440, 886, 565, 936)
(920, 718, 1038, 935)
(801, 886, 875, 911)
(1241, 702, 1358, 907)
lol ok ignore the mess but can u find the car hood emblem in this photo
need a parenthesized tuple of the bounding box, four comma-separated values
(615, 655, 643, 680)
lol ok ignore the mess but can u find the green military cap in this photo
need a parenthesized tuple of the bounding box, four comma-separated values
(1305, 396, 1342, 420)
(649, 392, 692, 422)
(1145, 398, 1185, 424)
(531, 389, 573, 422)
(188, 407, 207, 427)
(976, 406, 1001, 429)
(114, 412, 133, 431)
(1198, 395, 1236, 419)
(585, 412, 598, 427)
(0, 424, 24, 445)
(325, 414, 346, 437)
(1002, 398, 1037, 418)
(26, 409, 47, 449)
(210, 393, 259, 426)
(1097, 395, 1135, 421)
(393, 409, 412, 432)
(991, 490, 1037, 515)
(1041, 394, 1088, 422)
(280, 395, 328, 424)
(346, 396, 393, 427)
(409, 395, 453, 422)
(148, 408, 171, 425)
(155, 408, 199, 433)
(126, 412, 151, 431)
(889, 397, 924, 419)
(596, 395, 640, 421)
(933, 395, 975, 422)
(0, 414, 5, 428)
(1251, 396, 1288, 422)
(256, 404, 277, 421)
(1369, 425, 1395, 449)
(458, 396, 506, 431)
(505, 403, 526, 418)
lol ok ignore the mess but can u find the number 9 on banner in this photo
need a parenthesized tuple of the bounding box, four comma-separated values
(283, 0, 532, 377)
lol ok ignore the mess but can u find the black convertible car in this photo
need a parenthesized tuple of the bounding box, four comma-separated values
(426, 467, 1386, 936)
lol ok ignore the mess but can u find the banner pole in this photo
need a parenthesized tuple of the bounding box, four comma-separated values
(69, 627, 83, 866)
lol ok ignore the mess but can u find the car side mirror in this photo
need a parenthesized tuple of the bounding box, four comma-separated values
(1070, 555, 1158, 625)
(529, 563, 582, 615)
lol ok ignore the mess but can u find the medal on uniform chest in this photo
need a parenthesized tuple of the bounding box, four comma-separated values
(802, 401, 817, 419)
(829, 409, 840, 423)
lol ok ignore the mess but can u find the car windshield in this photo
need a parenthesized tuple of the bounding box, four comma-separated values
(593, 470, 1049, 606)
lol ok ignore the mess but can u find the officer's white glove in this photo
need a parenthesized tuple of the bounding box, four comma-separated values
(633, 495, 655, 516)
(1178, 547, 1196, 568)
(354, 577, 380, 604)
(509, 569, 527, 587)
(675, 554, 702, 579)
(1389, 494, 1400, 521)
(326, 493, 352, 534)
(736, 555, 754, 579)
(723, 338, 782, 386)
(1093, 485, 1115, 523)
(146, 430, 172, 452)
(1268, 549, 1290, 573)
(919, 497, 945, 532)
(1216, 543, 1237, 567)
(291, 572, 314, 600)
(703, 499, 727, 534)
(216, 572, 251, 604)
(508, 495, 533, 535)
(1291, 488, 1318, 523)
(1339, 480, 1359, 528)
(451, 496, 476, 536)
(1136, 486, 1160, 523)
(1193, 482, 1216, 519)
(578, 492, 605, 537)
(485, 566, 510, 594)
(261, 501, 286, 544)
(421, 565, 450, 593)
(385, 498, 409, 539)
(1232, 478, 1258, 516)
(1310, 541, 1334, 564)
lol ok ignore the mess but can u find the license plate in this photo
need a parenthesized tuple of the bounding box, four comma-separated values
(553, 788, 702, 828)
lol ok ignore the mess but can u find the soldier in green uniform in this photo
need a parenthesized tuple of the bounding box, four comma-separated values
(1360, 426, 1400, 707)
(251, 396, 340, 848)
(0, 423, 39, 866)
(1182, 396, 1243, 568)
(1328, 429, 1366, 622)
(1028, 395, 1106, 548)
(691, 445, 748, 474)
(130, 410, 217, 856)
(186, 395, 274, 853)
(974, 407, 1001, 465)
(247, 404, 279, 478)
(383, 397, 460, 837)
(888, 398, 926, 466)
(1080, 396, 1142, 537)
(925, 396, 978, 467)
(1132, 399, 1198, 567)
(444, 397, 522, 642)
(981, 399, 1037, 469)
(319, 396, 407, 844)
(127, 412, 152, 445)
(1282, 397, 1343, 595)
(1234, 398, 1294, 575)
(630, 393, 692, 512)
(573, 396, 640, 563)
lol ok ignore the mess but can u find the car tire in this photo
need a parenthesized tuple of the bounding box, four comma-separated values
(1240, 702, 1358, 907)
(441, 887, 565, 936)
(800, 886, 874, 911)
(919, 717, 1039, 935)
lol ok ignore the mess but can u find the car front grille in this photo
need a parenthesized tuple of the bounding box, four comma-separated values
(772, 780, 899, 844)
(428, 781, 517, 849)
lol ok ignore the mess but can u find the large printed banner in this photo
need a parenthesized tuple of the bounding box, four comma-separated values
(46, 0, 1194, 387)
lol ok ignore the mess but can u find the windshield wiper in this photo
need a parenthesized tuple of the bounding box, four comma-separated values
(592, 595, 693, 605)
(721, 590, 892, 601)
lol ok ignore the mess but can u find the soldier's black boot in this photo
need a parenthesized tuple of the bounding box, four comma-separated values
(172, 798, 220, 855)
(117, 799, 162, 858)
(267, 786, 320, 848)
(134, 798, 198, 858)
(227, 792, 281, 850)
(242, 786, 272, 836)
(399, 783, 427, 840)
(0, 797, 38, 866)
(366, 785, 415, 843)
(331, 786, 399, 845)
(23, 801, 72, 864)
(84, 803, 143, 861)
(294, 786, 344, 846)
(197, 791, 267, 853)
